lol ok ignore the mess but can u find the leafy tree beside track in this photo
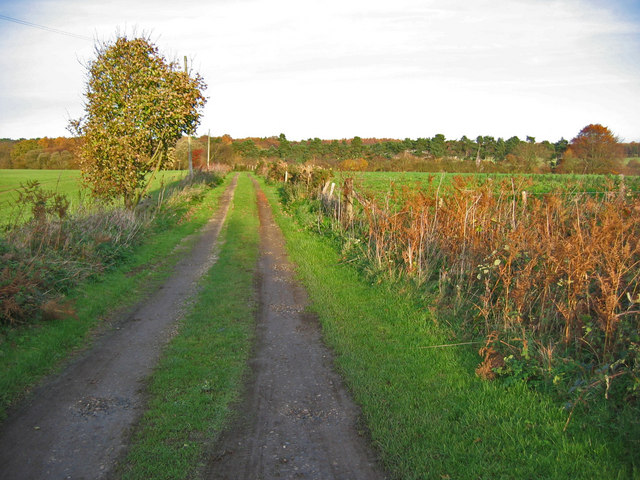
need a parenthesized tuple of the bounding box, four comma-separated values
(70, 34, 206, 208)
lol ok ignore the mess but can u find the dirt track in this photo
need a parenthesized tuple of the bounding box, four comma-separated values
(0, 175, 385, 479)
(203, 181, 384, 480)
(0, 176, 237, 480)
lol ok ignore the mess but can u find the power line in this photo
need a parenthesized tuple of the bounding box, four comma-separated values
(0, 14, 92, 41)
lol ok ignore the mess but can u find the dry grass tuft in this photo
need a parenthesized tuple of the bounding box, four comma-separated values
(476, 346, 506, 380)
(41, 298, 77, 321)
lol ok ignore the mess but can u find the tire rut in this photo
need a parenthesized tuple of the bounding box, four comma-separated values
(203, 179, 385, 480)
(0, 174, 238, 480)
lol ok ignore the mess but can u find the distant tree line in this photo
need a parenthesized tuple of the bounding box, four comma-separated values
(216, 125, 639, 175)
(0, 137, 80, 169)
(2, 124, 639, 175)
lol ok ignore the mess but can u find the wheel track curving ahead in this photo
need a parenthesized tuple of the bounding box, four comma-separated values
(0, 175, 238, 480)
(203, 178, 385, 480)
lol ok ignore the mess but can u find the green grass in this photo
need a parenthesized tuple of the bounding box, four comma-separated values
(258, 177, 633, 479)
(0, 176, 230, 421)
(0, 169, 187, 225)
(119, 173, 259, 480)
(335, 171, 640, 199)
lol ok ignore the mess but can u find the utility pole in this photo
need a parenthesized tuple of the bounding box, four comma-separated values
(207, 128, 211, 171)
(188, 135, 193, 177)
(185, 56, 193, 177)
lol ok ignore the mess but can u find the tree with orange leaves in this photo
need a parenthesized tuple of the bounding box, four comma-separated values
(565, 124, 623, 174)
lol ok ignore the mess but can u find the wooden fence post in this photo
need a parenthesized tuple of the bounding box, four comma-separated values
(343, 177, 354, 227)
(322, 180, 330, 196)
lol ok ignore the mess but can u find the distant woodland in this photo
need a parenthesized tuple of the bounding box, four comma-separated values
(0, 137, 79, 170)
(2, 130, 639, 174)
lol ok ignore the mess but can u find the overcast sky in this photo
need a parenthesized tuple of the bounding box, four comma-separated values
(1, 0, 639, 142)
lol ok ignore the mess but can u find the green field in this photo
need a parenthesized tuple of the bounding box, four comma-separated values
(0, 169, 82, 197)
(335, 171, 640, 198)
(0, 169, 187, 225)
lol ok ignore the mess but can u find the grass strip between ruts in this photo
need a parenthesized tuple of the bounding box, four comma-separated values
(0, 176, 230, 421)
(257, 176, 632, 480)
(119, 173, 259, 480)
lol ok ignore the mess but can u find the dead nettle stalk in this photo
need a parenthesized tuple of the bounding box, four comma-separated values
(318, 175, 640, 390)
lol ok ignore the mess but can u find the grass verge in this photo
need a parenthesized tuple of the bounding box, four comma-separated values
(0, 175, 230, 421)
(257, 176, 634, 480)
(119, 173, 259, 480)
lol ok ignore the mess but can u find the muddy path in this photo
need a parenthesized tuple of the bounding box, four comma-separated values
(203, 180, 385, 480)
(0, 175, 238, 480)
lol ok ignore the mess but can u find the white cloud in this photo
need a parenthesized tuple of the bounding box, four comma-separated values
(0, 0, 638, 141)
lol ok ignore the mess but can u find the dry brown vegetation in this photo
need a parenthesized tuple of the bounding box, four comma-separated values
(356, 177, 639, 396)
(268, 163, 640, 408)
